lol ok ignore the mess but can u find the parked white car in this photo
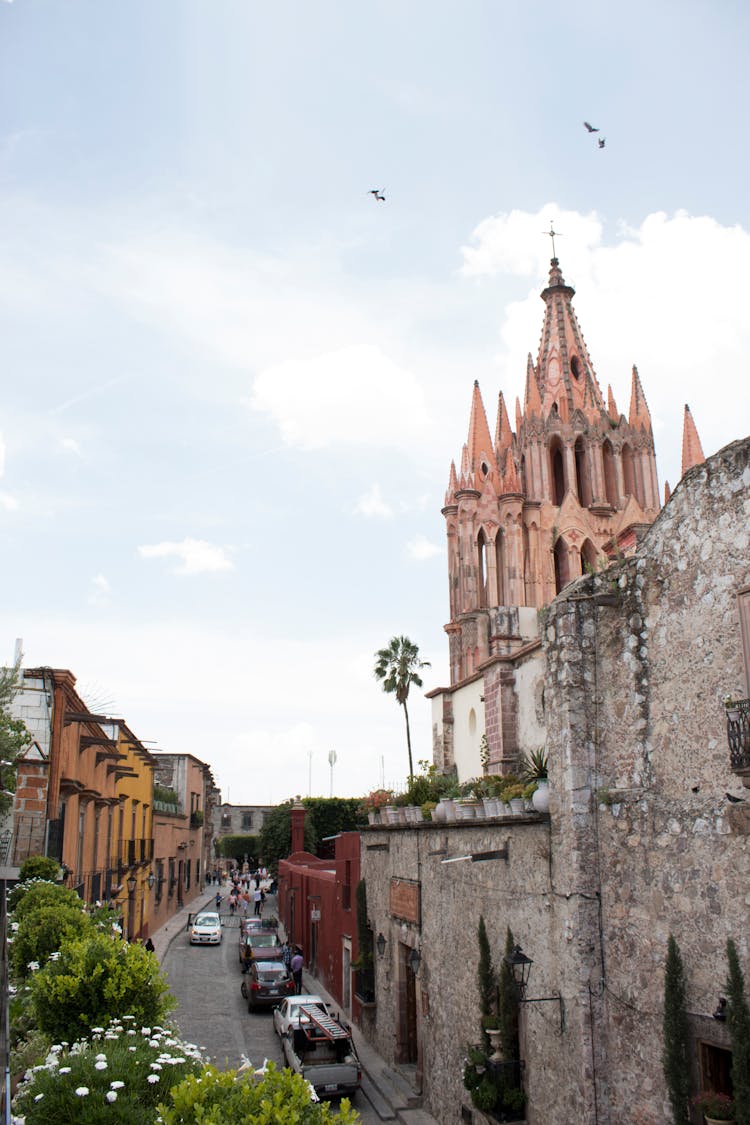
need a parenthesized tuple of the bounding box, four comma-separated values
(189, 911, 222, 945)
(272, 994, 330, 1038)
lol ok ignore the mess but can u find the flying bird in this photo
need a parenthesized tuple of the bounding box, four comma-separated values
(598, 137, 606, 149)
(725, 792, 746, 803)
(583, 121, 599, 133)
(369, 189, 386, 202)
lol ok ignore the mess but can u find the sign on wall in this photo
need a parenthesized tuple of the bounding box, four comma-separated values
(389, 878, 421, 925)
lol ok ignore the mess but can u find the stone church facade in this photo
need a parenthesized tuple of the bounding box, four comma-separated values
(359, 256, 750, 1122)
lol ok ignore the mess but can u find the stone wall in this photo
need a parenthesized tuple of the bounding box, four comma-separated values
(543, 435, 750, 1123)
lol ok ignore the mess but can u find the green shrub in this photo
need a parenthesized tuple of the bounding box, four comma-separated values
(13, 1018, 202, 1125)
(18, 856, 62, 883)
(29, 933, 174, 1044)
(472, 1076, 498, 1112)
(158, 1061, 361, 1123)
(11, 905, 95, 978)
(726, 938, 750, 1125)
(10, 879, 84, 918)
(662, 934, 689, 1125)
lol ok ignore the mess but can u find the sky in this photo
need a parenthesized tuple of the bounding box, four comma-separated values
(1, 1, 749, 804)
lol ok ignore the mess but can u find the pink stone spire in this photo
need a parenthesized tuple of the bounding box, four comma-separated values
(444, 460, 458, 506)
(466, 381, 495, 481)
(494, 392, 513, 453)
(628, 365, 652, 433)
(681, 404, 706, 475)
(524, 357, 543, 416)
(607, 385, 619, 423)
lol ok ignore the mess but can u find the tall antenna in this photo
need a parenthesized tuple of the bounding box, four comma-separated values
(328, 750, 337, 797)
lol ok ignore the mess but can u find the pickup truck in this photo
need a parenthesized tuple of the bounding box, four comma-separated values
(280, 1003, 361, 1099)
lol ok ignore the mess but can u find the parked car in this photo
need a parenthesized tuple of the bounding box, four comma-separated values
(189, 911, 222, 945)
(241, 959, 295, 1010)
(281, 1003, 361, 1099)
(272, 994, 331, 1039)
(239, 929, 282, 968)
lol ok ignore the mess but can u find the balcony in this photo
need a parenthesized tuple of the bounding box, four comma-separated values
(728, 698, 750, 774)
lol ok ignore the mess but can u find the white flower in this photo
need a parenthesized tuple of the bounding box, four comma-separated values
(91, 1028, 104, 1035)
(95, 1053, 107, 1061)
(10, 922, 18, 932)
(49, 952, 60, 961)
(95, 1060, 108, 1070)
(75, 1087, 89, 1096)
(141, 1027, 151, 1036)
(59, 1067, 71, 1074)
(33, 1095, 43, 1102)
(148, 1039, 160, 1048)
(127, 1029, 136, 1035)
(122, 1014, 135, 1021)
(110, 1080, 125, 1089)
(150, 1063, 162, 1070)
(26, 961, 39, 972)
(147, 1074, 160, 1084)
(128, 1046, 136, 1052)
(106, 1091, 118, 1103)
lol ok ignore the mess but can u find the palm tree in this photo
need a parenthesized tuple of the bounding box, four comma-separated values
(374, 636, 430, 784)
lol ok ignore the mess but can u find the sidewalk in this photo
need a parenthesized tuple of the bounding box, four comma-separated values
(149, 883, 220, 963)
(277, 915, 438, 1125)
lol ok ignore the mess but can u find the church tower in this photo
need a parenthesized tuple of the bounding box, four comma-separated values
(442, 254, 661, 687)
(431, 255, 665, 776)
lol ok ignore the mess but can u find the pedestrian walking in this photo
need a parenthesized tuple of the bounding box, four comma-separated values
(291, 946, 304, 994)
(253, 886, 262, 916)
(281, 940, 293, 972)
(215, 891, 222, 911)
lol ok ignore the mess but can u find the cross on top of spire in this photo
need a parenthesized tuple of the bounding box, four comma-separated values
(543, 220, 562, 261)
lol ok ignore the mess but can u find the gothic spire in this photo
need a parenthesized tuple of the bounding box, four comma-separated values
(607, 385, 619, 423)
(628, 365, 652, 432)
(466, 380, 495, 480)
(681, 404, 705, 476)
(494, 391, 514, 453)
(536, 257, 605, 417)
(524, 356, 543, 416)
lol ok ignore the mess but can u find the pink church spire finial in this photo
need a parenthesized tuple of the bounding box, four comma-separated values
(681, 404, 706, 476)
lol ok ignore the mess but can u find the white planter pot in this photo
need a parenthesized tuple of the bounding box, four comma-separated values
(509, 798, 525, 815)
(532, 780, 550, 814)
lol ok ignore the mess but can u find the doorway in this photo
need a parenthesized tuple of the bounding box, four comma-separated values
(398, 943, 418, 1064)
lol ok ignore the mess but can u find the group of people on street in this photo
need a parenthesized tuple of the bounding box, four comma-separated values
(281, 940, 305, 993)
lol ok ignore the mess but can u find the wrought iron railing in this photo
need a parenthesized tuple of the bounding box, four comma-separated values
(727, 698, 750, 772)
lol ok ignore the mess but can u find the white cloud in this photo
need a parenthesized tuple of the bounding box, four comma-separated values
(354, 483, 393, 519)
(406, 534, 442, 561)
(88, 574, 111, 606)
(0, 492, 18, 511)
(460, 204, 750, 491)
(250, 344, 430, 451)
(61, 437, 82, 456)
(137, 538, 234, 575)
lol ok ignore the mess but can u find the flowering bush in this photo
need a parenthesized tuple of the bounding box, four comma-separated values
(11, 905, 95, 978)
(358, 789, 394, 814)
(13, 1019, 202, 1125)
(29, 933, 174, 1044)
(9, 879, 84, 918)
(691, 1090, 736, 1120)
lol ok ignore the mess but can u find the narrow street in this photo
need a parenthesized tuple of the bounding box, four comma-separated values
(162, 905, 380, 1122)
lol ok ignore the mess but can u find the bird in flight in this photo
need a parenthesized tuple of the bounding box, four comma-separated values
(583, 121, 599, 133)
(598, 137, 606, 149)
(369, 189, 386, 202)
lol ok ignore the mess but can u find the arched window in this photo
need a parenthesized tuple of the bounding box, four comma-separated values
(602, 439, 618, 507)
(553, 537, 571, 594)
(570, 355, 582, 381)
(622, 443, 636, 499)
(550, 439, 566, 506)
(477, 529, 488, 608)
(495, 531, 505, 606)
(574, 437, 592, 507)
(581, 538, 598, 575)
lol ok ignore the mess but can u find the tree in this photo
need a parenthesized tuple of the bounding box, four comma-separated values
(374, 636, 430, 784)
(214, 834, 260, 862)
(0, 655, 30, 814)
(258, 801, 317, 873)
(726, 938, 750, 1125)
(18, 855, 62, 882)
(477, 916, 497, 1050)
(662, 934, 690, 1125)
(498, 927, 519, 1063)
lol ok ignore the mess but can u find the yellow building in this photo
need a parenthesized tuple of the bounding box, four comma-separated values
(114, 724, 155, 940)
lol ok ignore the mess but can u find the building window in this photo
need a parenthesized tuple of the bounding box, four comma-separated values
(699, 1041, 732, 1099)
(241, 812, 253, 830)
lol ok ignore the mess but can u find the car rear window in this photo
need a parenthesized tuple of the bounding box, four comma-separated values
(256, 963, 286, 981)
(250, 934, 277, 946)
(195, 914, 219, 926)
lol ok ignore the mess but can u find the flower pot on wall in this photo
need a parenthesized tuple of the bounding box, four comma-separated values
(532, 779, 550, 814)
(367, 810, 380, 825)
(383, 806, 399, 825)
(509, 798, 525, 815)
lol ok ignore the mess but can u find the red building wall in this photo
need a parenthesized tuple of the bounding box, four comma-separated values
(277, 831, 362, 1018)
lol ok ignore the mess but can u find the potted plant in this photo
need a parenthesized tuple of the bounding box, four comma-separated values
(360, 789, 394, 825)
(522, 747, 549, 813)
(481, 1014, 503, 1061)
(503, 783, 526, 814)
(691, 1091, 736, 1123)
